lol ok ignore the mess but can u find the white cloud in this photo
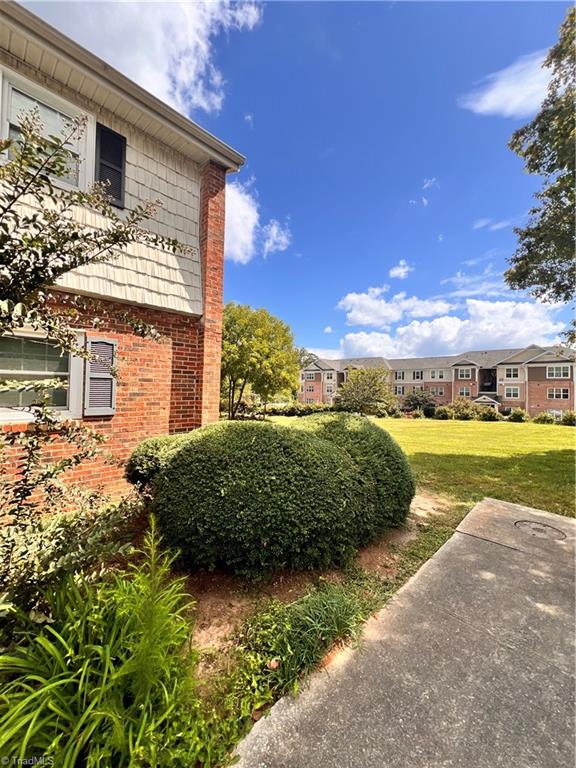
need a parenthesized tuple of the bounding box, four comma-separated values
(225, 182, 260, 264)
(308, 347, 343, 360)
(337, 285, 452, 328)
(262, 219, 291, 257)
(341, 299, 564, 358)
(244, 113, 254, 127)
(460, 50, 550, 118)
(421, 196, 429, 208)
(26, 1, 262, 115)
(389, 259, 414, 280)
(409, 199, 417, 206)
(440, 265, 510, 298)
(422, 177, 437, 190)
(437, 234, 444, 243)
(473, 218, 491, 230)
(323, 326, 334, 334)
(489, 219, 513, 231)
(225, 182, 292, 264)
(473, 217, 514, 231)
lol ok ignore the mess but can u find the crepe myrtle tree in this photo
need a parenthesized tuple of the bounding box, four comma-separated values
(0, 110, 184, 522)
(221, 302, 301, 419)
(334, 367, 397, 416)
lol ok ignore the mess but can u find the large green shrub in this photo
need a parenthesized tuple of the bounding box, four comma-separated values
(508, 407, 529, 423)
(434, 405, 453, 420)
(292, 413, 415, 529)
(561, 410, 576, 426)
(477, 407, 501, 422)
(126, 434, 189, 486)
(533, 411, 556, 424)
(152, 421, 377, 578)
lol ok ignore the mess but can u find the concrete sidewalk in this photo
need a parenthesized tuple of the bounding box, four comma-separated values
(235, 499, 576, 768)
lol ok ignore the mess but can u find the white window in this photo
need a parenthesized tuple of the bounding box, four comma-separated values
(325, 372, 333, 380)
(326, 385, 334, 394)
(431, 370, 436, 380)
(547, 387, 569, 400)
(437, 370, 445, 380)
(547, 366, 570, 379)
(437, 386, 444, 396)
(458, 368, 472, 379)
(413, 385, 423, 392)
(394, 371, 404, 381)
(394, 385, 404, 396)
(305, 372, 315, 380)
(430, 386, 436, 395)
(459, 387, 471, 397)
(504, 386, 520, 399)
(305, 398, 314, 404)
(1, 69, 95, 191)
(413, 370, 423, 381)
(430, 370, 445, 380)
(505, 367, 519, 379)
(306, 384, 314, 392)
(0, 332, 115, 421)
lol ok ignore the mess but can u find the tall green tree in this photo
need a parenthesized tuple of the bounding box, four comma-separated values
(334, 367, 396, 416)
(221, 303, 300, 419)
(506, 8, 575, 341)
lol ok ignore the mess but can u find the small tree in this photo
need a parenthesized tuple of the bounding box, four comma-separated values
(403, 389, 437, 415)
(334, 367, 396, 416)
(221, 303, 300, 419)
(506, 8, 575, 342)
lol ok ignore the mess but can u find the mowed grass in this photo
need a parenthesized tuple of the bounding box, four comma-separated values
(374, 419, 575, 516)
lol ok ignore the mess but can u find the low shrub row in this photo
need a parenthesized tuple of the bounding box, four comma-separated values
(127, 414, 416, 579)
(433, 403, 575, 425)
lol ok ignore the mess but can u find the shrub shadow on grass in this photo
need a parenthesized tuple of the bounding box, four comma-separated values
(409, 449, 575, 517)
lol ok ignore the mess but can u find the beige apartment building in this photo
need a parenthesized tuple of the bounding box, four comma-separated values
(298, 345, 576, 418)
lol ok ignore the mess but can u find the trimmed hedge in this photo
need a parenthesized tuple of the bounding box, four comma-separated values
(291, 413, 415, 529)
(150, 421, 378, 578)
(508, 408, 529, 423)
(125, 434, 188, 486)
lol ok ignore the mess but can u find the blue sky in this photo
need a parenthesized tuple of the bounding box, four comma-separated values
(29, 1, 572, 358)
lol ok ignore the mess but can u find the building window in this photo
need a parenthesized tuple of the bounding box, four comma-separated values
(394, 371, 404, 381)
(412, 385, 423, 392)
(325, 372, 333, 380)
(326, 385, 334, 394)
(394, 385, 404, 396)
(505, 367, 519, 379)
(306, 384, 314, 392)
(0, 336, 70, 409)
(547, 388, 569, 400)
(437, 386, 444, 396)
(547, 366, 570, 379)
(459, 387, 471, 397)
(504, 386, 520, 399)
(458, 368, 472, 379)
(430, 370, 445, 380)
(413, 370, 423, 380)
(305, 373, 315, 380)
(2, 73, 94, 190)
(96, 124, 126, 208)
(305, 398, 314, 404)
(430, 387, 436, 395)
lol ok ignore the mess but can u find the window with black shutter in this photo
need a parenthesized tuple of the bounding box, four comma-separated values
(96, 124, 126, 208)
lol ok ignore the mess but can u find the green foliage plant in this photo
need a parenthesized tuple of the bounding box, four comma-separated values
(561, 410, 576, 426)
(151, 420, 377, 578)
(508, 408, 529, 423)
(292, 413, 416, 529)
(334, 367, 397, 416)
(533, 411, 556, 424)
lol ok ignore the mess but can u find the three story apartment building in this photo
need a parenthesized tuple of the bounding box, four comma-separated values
(0, 4, 244, 492)
(299, 345, 576, 418)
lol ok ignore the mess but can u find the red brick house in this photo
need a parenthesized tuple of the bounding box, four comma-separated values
(299, 345, 576, 418)
(0, 5, 243, 494)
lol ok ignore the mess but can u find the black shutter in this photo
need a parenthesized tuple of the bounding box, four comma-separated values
(96, 124, 126, 208)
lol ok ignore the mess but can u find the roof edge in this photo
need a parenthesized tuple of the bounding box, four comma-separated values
(2, 2, 245, 171)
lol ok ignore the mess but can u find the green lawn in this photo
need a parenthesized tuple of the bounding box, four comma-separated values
(374, 419, 575, 516)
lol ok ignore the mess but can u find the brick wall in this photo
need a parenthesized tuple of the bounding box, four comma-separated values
(2, 161, 227, 497)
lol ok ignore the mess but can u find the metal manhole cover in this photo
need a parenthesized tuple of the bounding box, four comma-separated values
(514, 520, 566, 541)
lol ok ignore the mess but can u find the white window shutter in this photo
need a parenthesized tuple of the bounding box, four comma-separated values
(84, 338, 117, 416)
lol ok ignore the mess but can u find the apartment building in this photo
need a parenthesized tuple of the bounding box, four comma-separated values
(298, 345, 576, 418)
(0, 4, 244, 493)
